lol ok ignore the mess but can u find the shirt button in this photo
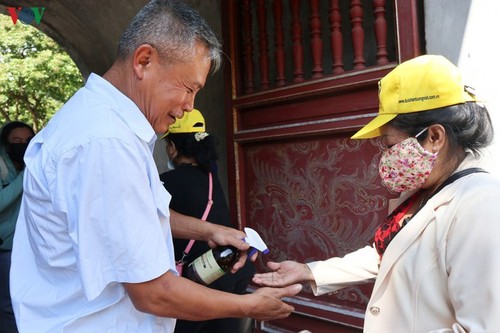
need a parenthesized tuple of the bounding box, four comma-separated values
(369, 306, 380, 315)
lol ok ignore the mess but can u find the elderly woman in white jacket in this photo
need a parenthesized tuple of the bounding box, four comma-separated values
(253, 55, 500, 333)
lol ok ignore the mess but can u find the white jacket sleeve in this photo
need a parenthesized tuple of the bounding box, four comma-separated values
(443, 175, 500, 332)
(306, 245, 379, 296)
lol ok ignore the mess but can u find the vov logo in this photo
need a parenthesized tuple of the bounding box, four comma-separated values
(6, 7, 46, 25)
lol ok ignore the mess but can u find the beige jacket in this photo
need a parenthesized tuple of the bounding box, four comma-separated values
(308, 154, 500, 332)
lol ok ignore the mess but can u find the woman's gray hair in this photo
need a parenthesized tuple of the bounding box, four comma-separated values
(116, 0, 222, 74)
(389, 102, 494, 157)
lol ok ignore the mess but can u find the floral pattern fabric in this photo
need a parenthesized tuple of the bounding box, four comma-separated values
(379, 135, 437, 193)
(374, 190, 422, 258)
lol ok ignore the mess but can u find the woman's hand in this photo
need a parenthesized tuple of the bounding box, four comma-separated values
(253, 261, 315, 287)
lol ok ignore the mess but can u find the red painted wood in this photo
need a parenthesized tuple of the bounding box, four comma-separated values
(236, 87, 378, 131)
(309, 0, 324, 79)
(221, 0, 240, 227)
(220, 1, 424, 331)
(395, 0, 423, 60)
(231, 0, 421, 95)
(242, 0, 254, 94)
(232, 67, 392, 121)
(290, 0, 305, 83)
(273, 0, 286, 87)
(350, 0, 365, 70)
(257, 0, 270, 90)
(243, 134, 397, 332)
(373, 0, 389, 65)
(330, 0, 344, 75)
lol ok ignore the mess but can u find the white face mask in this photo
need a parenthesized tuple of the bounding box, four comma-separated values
(378, 127, 438, 193)
(166, 141, 176, 171)
(166, 158, 175, 171)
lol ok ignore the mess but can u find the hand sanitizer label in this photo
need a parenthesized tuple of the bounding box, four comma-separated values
(191, 250, 225, 285)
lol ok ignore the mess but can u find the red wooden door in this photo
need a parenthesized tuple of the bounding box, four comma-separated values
(221, 1, 424, 331)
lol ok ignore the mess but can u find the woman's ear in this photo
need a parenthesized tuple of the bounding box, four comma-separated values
(166, 141, 177, 159)
(427, 124, 446, 153)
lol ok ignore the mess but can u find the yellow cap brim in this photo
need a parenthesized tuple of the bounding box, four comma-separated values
(351, 114, 398, 139)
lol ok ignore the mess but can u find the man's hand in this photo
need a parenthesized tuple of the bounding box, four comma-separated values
(125, 271, 302, 321)
(244, 284, 303, 321)
(205, 223, 256, 272)
(169, 210, 257, 272)
(252, 261, 315, 287)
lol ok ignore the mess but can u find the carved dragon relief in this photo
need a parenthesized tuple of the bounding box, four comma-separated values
(246, 137, 390, 305)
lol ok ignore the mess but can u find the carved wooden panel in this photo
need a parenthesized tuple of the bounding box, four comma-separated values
(221, 0, 423, 331)
(243, 134, 395, 331)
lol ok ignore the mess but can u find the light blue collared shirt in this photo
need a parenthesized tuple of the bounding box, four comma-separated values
(11, 73, 177, 332)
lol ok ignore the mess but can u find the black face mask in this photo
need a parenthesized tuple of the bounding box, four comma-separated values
(7, 143, 29, 163)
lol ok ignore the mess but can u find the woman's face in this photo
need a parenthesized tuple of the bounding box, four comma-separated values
(378, 124, 442, 192)
(379, 125, 410, 150)
(379, 125, 435, 152)
(5, 126, 34, 168)
(379, 123, 456, 192)
(7, 127, 34, 145)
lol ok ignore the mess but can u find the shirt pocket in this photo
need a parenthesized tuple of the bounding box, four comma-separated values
(153, 181, 171, 221)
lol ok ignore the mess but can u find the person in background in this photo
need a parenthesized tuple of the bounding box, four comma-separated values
(160, 109, 256, 333)
(9, 1, 301, 332)
(253, 55, 500, 332)
(0, 121, 35, 333)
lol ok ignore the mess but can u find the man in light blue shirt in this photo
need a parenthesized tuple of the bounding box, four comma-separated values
(10, 1, 301, 332)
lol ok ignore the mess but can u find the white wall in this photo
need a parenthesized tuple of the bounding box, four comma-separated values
(425, 0, 500, 174)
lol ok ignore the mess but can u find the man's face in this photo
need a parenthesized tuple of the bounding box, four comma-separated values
(140, 43, 211, 135)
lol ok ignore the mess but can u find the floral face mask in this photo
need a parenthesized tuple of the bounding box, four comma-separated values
(379, 128, 438, 193)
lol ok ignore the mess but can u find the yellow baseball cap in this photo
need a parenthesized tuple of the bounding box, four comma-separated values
(351, 55, 477, 139)
(161, 109, 206, 138)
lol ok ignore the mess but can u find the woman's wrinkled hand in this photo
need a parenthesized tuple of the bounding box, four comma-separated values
(252, 260, 314, 287)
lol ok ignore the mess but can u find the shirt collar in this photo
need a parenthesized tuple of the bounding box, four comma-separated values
(85, 73, 157, 145)
(454, 151, 483, 172)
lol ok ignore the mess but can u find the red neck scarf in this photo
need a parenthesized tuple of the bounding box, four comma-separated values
(374, 191, 422, 258)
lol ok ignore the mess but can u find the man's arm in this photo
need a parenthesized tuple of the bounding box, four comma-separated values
(124, 271, 302, 321)
(169, 209, 246, 244)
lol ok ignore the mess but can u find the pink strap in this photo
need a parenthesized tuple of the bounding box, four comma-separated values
(181, 172, 213, 257)
(200, 172, 214, 221)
